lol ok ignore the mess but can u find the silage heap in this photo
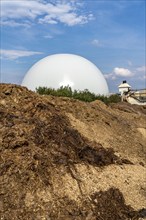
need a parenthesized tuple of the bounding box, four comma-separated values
(0, 84, 146, 220)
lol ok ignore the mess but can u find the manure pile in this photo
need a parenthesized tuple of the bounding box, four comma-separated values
(0, 84, 146, 220)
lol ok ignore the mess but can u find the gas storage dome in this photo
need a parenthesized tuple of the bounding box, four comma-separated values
(22, 54, 109, 95)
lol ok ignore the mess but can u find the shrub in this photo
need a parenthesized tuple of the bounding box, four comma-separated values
(36, 86, 120, 104)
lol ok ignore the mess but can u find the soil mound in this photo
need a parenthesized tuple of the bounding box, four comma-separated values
(0, 84, 146, 220)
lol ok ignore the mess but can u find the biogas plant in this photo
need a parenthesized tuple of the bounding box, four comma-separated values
(22, 53, 146, 105)
(22, 54, 109, 95)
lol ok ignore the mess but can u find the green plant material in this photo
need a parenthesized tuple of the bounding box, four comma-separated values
(36, 86, 121, 104)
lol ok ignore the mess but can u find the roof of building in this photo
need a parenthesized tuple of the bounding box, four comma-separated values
(118, 83, 131, 88)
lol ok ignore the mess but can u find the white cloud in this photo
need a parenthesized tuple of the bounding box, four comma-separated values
(0, 20, 31, 28)
(127, 60, 132, 66)
(0, 49, 43, 60)
(114, 67, 133, 77)
(44, 34, 53, 39)
(136, 66, 146, 72)
(0, 0, 93, 26)
(135, 66, 146, 82)
(104, 67, 134, 80)
(59, 13, 90, 26)
(91, 39, 103, 47)
(104, 73, 116, 80)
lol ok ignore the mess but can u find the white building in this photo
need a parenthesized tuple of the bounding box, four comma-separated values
(118, 80, 131, 95)
(118, 81, 146, 105)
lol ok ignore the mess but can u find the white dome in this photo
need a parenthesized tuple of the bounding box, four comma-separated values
(22, 54, 109, 95)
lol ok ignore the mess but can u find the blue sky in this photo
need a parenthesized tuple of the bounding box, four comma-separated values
(0, 0, 145, 93)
